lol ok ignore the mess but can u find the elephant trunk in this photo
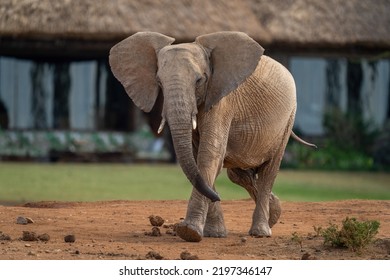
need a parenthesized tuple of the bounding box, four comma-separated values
(168, 118, 220, 202)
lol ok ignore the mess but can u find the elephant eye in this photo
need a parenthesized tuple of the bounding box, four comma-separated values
(196, 74, 207, 88)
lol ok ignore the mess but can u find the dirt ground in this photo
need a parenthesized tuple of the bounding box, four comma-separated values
(0, 199, 389, 260)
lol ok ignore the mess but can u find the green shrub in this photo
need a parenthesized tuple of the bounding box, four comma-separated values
(291, 232, 303, 249)
(283, 108, 384, 171)
(372, 122, 390, 169)
(283, 142, 375, 171)
(321, 217, 380, 252)
(323, 109, 379, 155)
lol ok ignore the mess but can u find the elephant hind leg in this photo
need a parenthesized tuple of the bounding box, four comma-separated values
(227, 168, 281, 229)
(227, 168, 257, 200)
(249, 148, 289, 237)
(268, 192, 281, 228)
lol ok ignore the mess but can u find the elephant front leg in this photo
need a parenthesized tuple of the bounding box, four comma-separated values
(176, 190, 209, 242)
(203, 200, 227, 238)
(198, 144, 227, 238)
(176, 181, 227, 242)
(176, 190, 226, 242)
(177, 136, 228, 241)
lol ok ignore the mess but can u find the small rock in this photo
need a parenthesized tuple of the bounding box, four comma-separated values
(164, 224, 177, 235)
(64, 235, 76, 243)
(301, 252, 310, 260)
(381, 239, 390, 254)
(180, 251, 199, 260)
(301, 252, 316, 260)
(146, 251, 163, 260)
(27, 251, 37, 256)
(145, 227, 161, 236)
(241, 237, 247, 243)
(26, 217, 34, 224)
(25, 243, 31, 247)
(38, 233, 50, 242)
(16, 216, 28, 225)
(151, 227, 161, 236)
(149, 215, 164, 227)
(75, 250, 80, 255)
(0, 232, 11, 241)
(22, 231, 38, 241)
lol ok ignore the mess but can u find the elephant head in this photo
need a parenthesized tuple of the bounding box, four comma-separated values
(109, 31, 264, 202)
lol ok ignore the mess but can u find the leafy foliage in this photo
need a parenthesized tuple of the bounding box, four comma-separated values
(283, 142, 375, 171)
(283, 108, 386, 171)
(372, 122, 390, 168)
(323, 109, 379, 155)
(321, 217, 380, 252)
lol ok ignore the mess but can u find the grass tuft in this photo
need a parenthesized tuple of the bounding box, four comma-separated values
(321, 217, 380, 253)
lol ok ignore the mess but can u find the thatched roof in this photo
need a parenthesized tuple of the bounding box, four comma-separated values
(0, 0, 269, 41)
(0, 0, 389, 58)
(251, 0, 390, 53)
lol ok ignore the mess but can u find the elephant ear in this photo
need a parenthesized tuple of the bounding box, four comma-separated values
(109, 32, 175, 112)
(196, 32, 264, 111)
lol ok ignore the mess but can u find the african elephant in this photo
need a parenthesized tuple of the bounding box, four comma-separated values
(109, 31, 316, 242)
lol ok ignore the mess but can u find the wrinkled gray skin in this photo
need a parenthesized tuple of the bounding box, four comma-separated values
(110, 31, 313, 242)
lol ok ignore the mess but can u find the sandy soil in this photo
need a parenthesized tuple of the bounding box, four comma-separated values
(0, 200, 389, 260)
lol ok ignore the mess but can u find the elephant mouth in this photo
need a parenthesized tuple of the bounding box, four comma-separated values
(157, 115, 197, 135)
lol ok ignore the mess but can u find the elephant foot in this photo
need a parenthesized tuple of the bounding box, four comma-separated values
(249, 224, 272, 238)
(176, 222, 203, 242)
(203, 224, 227, 238)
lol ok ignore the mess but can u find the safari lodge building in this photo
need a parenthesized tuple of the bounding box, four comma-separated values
(0, 0, 389, 161)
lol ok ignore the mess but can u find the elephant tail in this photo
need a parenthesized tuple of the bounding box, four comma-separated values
(290, 131, 318, 149)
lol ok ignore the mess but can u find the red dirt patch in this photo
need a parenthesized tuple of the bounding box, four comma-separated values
(0, 200, 389, 260)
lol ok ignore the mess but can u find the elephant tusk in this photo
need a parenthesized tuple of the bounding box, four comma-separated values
(192, 116, 197, 130)
(157, 118, 166, 134)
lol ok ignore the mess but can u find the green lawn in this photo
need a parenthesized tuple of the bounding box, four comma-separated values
(0, 163, 389, 204)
